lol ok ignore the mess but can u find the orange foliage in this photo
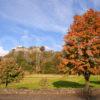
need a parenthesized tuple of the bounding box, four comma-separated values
(60, 9, 100, 75)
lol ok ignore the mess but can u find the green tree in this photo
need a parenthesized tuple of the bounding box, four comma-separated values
(0, 57, 24, 87)
(41, 51, 61, 74)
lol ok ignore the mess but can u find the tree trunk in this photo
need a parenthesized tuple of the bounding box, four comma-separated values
(5, 80, 8, 87)
(83, 71, 90, 89)
(83, 73, 90, 92)
(84, 79, 90, 92)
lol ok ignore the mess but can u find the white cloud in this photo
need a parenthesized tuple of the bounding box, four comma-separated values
(0, 0, 99, 51)
(0, 0, 99, 34)
(0, 46, 9, 56)
(45, 46, 52, 51)
(0, 0, 75, 33)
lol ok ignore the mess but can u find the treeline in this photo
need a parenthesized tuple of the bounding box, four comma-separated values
(0, 46, 62, 87)
(2, 46, 61, 74)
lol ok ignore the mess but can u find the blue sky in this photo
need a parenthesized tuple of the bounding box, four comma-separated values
(0, 0, 100, 56)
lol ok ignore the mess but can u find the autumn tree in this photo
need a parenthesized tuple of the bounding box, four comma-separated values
(40, 46, 45, 52)
(0, 57, 24, 87)
(60, 9, 100, 88)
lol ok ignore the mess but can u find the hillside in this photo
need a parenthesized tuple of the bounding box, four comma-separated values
(3, 46, 61, 74)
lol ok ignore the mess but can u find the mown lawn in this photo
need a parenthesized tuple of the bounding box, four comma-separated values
(0, 74, 100, 89)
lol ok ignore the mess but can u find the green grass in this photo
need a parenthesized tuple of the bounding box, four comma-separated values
(0, 74, 100, 89)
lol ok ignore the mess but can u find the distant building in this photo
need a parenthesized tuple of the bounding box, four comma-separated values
(13, 46, 41, 53)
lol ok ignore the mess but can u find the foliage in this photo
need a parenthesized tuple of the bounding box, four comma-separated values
(16, 51, 34, 73)
(40, 51, 61, 74)
(60, 9, 100, 76)
(40, 46, 45, 52)
(5, 47, 61, 74)
(0, 57, 24, 87)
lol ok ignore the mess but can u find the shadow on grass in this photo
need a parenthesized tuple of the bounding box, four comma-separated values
(53, 81, 84, 88)
(90, 81, 100, 85)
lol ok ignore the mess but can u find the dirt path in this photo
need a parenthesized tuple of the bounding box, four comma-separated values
(0, 94, 100, 100)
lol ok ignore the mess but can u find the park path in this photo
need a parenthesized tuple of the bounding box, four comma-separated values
(0, 94, 100, 100)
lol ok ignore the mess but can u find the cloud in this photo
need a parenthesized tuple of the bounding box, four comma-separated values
(0, 46, 8, 56)
(0, 0, 75, 33)
(0, 0, 99, 51)
(0, 0, 99, 33)
(45, 44, 61, 51)
(1, 0, 98, 34)
(45, 46, 52, 51)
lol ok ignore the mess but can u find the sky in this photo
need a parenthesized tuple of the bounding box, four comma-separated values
(0, 0, 100, 56)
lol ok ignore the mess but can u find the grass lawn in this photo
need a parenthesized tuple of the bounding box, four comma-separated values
(0, 74, 100, 89)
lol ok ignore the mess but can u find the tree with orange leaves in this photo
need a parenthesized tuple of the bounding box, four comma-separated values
(60, 9, 100, 88)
